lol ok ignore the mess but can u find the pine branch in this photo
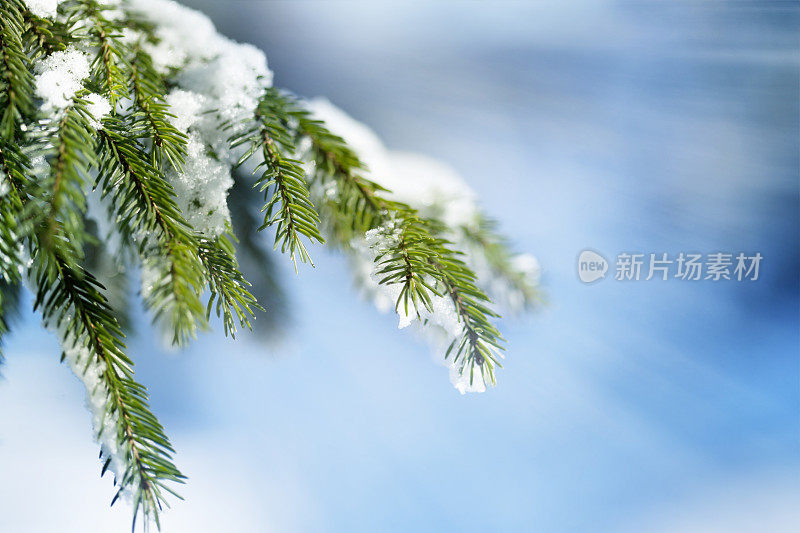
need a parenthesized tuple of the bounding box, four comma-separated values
(6, 127, 183, 526)
(32, 94, 99, 267)
(431, 250, 505, 388)
(288, 99, 394, 242)
(231, 88, 325, 270)
(236, 93, 508, 386)
(198, 232, 262, 338)
(289, 96, 506, 387)
(372, 215, 441, 317)
(0, 280, 20, 367)
(228, 170, 290, 338)
(98, 118, 259, 342)
(0, 190, 22, 285)
(0, 196, 21, 282)
(31, 243, 184, 531)
(0, 1, 533, 527)
(66, 0, 130, 106)
(0, 140, 27, 369)
(22, 9, 67, 59)
(128, 43, 187, 171)
(371, 216, 505, 385)
(0, 137, 29, 193)
(0, 0, 34, 140)
(97, 116, 207, 345)
(0, 143, 26, 280)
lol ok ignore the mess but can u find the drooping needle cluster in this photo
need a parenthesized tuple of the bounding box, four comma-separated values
(0, 0, 540, 528)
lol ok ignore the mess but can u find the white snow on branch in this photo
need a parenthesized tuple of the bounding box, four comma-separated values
(164, 89, 233, 236)
(126, 0, 218, 73)
(308, 98, 539, 310)
(164, 88, 204, 134)
(357, 224, 486, 392)
(40, 319, 135, 499)
(19, 0, 531, 396)
(33, 47, 91, 114)
(305, 99, 478, 227)
(23, 0, 60, 19)
(128, 0, 273, 142)
(305, 99, 536, 392)
(125, 0, 273, 235)
(31, 47, 110, 136)
(308, 99, 535, 394)
(84, 93, 112, 130)
(359, 221, 462, 336)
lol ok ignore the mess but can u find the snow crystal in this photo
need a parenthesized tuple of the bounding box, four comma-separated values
(125, 1, 273, 234)
(173, 28, 271, 162)
(358, 222, 408, 321)
(164, 89, 233, 236)
(172, 137, 233, 236)
(84, 93, 112, 130)
(34, 48, 91, 113)
(178, 42, 271, 124)
(165, 89, 204, 133)
(24, 0, 60, 19)
(128, 0, 274, 134)
(28, 155, 50, 180)
(127, 0, 220, 72)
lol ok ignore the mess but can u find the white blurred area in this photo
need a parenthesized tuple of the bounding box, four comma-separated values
(1, 1, 798, 532)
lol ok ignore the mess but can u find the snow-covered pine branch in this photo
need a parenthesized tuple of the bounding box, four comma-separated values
(0, 0, 540, 528)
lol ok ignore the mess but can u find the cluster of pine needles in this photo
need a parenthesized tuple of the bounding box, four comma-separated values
(0, 1, 536, 529)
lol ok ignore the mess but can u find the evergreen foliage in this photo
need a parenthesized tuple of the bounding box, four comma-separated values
(0, 0, 540, 529)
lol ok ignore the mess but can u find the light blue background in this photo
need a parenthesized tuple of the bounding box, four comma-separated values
(1, 2, 798, 531)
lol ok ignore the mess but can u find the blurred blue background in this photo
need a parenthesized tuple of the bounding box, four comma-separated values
(1, 1, 798, 531)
